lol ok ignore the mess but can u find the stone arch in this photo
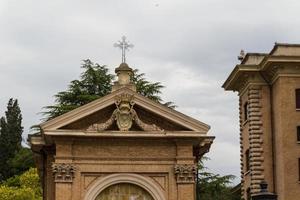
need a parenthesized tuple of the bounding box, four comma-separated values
(84, 173, 166, 200)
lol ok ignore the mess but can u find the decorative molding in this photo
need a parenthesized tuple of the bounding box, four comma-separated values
(248, 86, 264, 194)
(83, 173, 166, 200)
(149, 176, 166, 191)
(174, 164, 197, 183)
(263, 66, 279, 83)
(52, 163, 75, 183)
(238, 75, 249, 95)
(87, 93, 163, 132)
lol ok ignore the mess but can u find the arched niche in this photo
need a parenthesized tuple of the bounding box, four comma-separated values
(95, 183, 154, 200)
(84, 173, 166, 200)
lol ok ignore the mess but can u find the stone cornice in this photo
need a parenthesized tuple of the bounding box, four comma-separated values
(43, 130, 213, 139)
(222, 65, 260, 91)
(223, 66, 267, 95)
(261, 63, 300, 84)
(224, 43, 300, 93)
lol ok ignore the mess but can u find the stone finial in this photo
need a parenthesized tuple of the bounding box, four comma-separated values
(115, 63, 133, 85)
(238, 49, 245, 61)
(112, 63, 136, 92)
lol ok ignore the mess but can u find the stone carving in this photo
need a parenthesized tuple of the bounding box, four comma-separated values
(115, 93, 135, 131)
(174, 164, 197, 183)
(52, 163, 75, 183)
(87, 93, 163, 132)
(131, 109, 162, 131)
(87, 115, 115, 131)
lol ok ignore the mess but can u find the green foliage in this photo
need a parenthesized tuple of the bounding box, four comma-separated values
(132, 69, 164, 102)
(196, 157, 240, 200)
(0, 168, 42, 200)
(0, 98, 23, 181)
(0, 186, 36, 200)
(43, 59, 174, 120)
(132, 69, 175, 108)
(8, 148, 35, 177)
(43, 59, 114, 120)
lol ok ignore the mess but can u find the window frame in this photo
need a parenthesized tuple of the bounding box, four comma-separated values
(297, 126, 300, 142)
(245, 149, 250, 173)
(295, 89, 300, 110)
(244, 101, 249, 122)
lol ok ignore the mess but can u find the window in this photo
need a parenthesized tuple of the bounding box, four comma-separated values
(245, 149, 250, 172)
(296, 89, 300, 109)
(244, 102, 249, 121)
(297, 126, 300, 142)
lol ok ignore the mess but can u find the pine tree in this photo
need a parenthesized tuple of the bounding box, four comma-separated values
(196, 157, 239, 200)
(43, 59, 174, 121)
(0, 98, 23, 181)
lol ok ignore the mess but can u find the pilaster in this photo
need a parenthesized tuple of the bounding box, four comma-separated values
(175, 141, 196, 200)
(52, 163, 76, 200)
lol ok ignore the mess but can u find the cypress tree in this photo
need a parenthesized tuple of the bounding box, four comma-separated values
(0, 98, 23, 181)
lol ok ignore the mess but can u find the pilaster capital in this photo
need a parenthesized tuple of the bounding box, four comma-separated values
(52, 163, 75, 183)
(174, 164, 197, 183)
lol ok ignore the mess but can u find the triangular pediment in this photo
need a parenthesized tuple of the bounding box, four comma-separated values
(40, 87, 210, 133)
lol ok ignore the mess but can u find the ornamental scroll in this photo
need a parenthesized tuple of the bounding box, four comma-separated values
(52, 163, 75, 183)
(87, 93, 163, 132)
(174, 164, 197, 183)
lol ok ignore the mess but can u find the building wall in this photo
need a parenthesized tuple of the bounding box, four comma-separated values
(240, 83, 274, 200)
(272, 76, 300, 200)
(47, 137, 197, 200)
(239, 75, 300, 200)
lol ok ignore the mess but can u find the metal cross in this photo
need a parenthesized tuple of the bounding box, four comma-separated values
(114, 36, 134, 63)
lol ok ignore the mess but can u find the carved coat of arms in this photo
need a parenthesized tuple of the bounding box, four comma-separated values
(114, 94, 135, 131)
(87, 93, 163, 132)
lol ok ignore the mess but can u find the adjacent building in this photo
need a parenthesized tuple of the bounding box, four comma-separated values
(223, 43, 300, 200)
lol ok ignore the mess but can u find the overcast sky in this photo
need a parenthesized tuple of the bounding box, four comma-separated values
(1, 0, 300, 184)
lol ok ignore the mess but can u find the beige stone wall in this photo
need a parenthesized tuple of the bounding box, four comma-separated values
(239, 83, 274, 199)
(259, 85, 274, 193)
(240, 75, 300, 200)
(272, 76, 300, 200)
(48, 137, 197, 200)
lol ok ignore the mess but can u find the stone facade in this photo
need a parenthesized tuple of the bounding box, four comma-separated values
(29, 63, 214, 200)
(223, 43, 300, 200)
